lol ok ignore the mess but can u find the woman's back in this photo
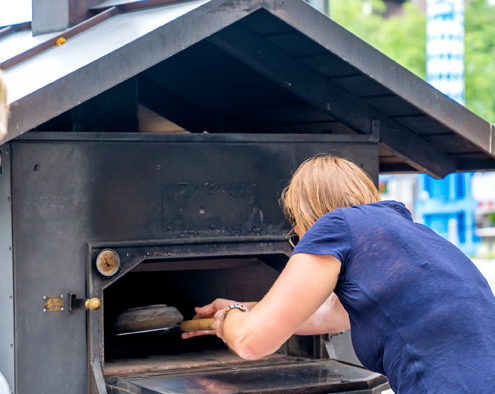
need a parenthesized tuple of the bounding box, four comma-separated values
(294, 200, 495, 393)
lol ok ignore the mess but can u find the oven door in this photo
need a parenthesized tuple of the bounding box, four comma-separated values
(105, 356, 388, 393)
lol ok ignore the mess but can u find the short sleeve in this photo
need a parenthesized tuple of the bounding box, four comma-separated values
(292, 210, 352, 266)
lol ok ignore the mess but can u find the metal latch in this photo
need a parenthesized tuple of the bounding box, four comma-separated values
(43, 295, 64, 312)
(69, 293, 101, 312)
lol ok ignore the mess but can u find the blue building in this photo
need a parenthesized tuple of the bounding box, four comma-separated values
(415, 173, 479, 256)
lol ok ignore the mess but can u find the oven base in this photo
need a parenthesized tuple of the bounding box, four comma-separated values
(105, 354, 388, 394)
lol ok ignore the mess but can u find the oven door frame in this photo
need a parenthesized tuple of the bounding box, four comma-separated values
(87, 237, 291, 393)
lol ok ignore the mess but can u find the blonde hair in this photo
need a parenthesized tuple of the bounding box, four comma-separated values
(0, 69, 8, 139)
(280, 155, 380, 233)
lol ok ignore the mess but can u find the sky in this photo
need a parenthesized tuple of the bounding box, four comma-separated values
(0, 0, 32, 27)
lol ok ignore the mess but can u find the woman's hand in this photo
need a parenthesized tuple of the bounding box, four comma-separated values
(181, 298, 236, 339)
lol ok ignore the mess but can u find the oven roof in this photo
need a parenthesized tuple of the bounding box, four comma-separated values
(1, 0, 494, 177)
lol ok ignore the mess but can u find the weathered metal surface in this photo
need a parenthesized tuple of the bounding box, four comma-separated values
(106, 359, 388, 393)
(0, 143, 14, 392)
(10, 132, 378, 394)
(43, 295, 65, 312)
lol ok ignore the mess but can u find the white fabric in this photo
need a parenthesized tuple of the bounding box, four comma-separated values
(0, 372, 10, 394)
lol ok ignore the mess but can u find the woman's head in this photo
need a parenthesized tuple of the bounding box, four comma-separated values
(281, 155, 380, 234)
(0, 69, 8, 139)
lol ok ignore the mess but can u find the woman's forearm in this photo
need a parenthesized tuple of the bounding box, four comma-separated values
(222, 307, 292, 360)
(218, 254, 342, 360)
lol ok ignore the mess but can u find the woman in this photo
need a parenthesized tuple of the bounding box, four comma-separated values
(183, 155, 495, 393)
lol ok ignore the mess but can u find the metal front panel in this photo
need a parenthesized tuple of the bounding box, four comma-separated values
(0, 144, 14, 393)
(11, 133, 378, 394)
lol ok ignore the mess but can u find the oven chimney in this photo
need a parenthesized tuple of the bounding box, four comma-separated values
(31, 0, 102, 36)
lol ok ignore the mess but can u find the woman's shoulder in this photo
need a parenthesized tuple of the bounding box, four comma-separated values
(335, 200, 413, 222)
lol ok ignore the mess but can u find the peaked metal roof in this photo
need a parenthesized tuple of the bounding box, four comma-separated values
(1, 0, 494, 177)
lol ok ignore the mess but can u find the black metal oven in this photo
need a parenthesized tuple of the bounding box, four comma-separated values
(8, 131, 387, 393)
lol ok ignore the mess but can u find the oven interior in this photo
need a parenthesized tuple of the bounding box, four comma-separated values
(104, 254, 288, 369)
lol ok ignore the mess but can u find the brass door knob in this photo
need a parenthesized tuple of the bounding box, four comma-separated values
(85, 298, 101, 311)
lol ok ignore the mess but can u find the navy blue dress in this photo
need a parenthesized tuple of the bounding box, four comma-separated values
(293, 200, 495, 393)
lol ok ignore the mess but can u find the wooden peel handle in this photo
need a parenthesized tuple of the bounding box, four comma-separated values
(180, 318, 214, 332)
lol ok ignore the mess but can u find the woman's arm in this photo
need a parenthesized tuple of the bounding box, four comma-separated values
(294, 292, 350, 335)
(215, 253, 341, 360)
(182, 293, 349, 339)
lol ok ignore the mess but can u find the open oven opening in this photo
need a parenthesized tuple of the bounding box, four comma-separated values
(103, 254, 293, 374)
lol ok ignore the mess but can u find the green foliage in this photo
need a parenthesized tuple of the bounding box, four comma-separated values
(329, 0, 495, 122)
(489, 212, 495, 226)
(330, 0, 426, 79)
(465, 0, 495, 122)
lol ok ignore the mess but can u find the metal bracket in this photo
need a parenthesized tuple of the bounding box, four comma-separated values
(69, 293, 86, 311)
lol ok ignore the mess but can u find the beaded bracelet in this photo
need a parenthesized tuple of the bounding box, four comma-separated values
(220, 303, 248, 322)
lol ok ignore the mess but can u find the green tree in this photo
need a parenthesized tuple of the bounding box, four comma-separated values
(465, 0, 495, 122)
(330, 0, 495, 122)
